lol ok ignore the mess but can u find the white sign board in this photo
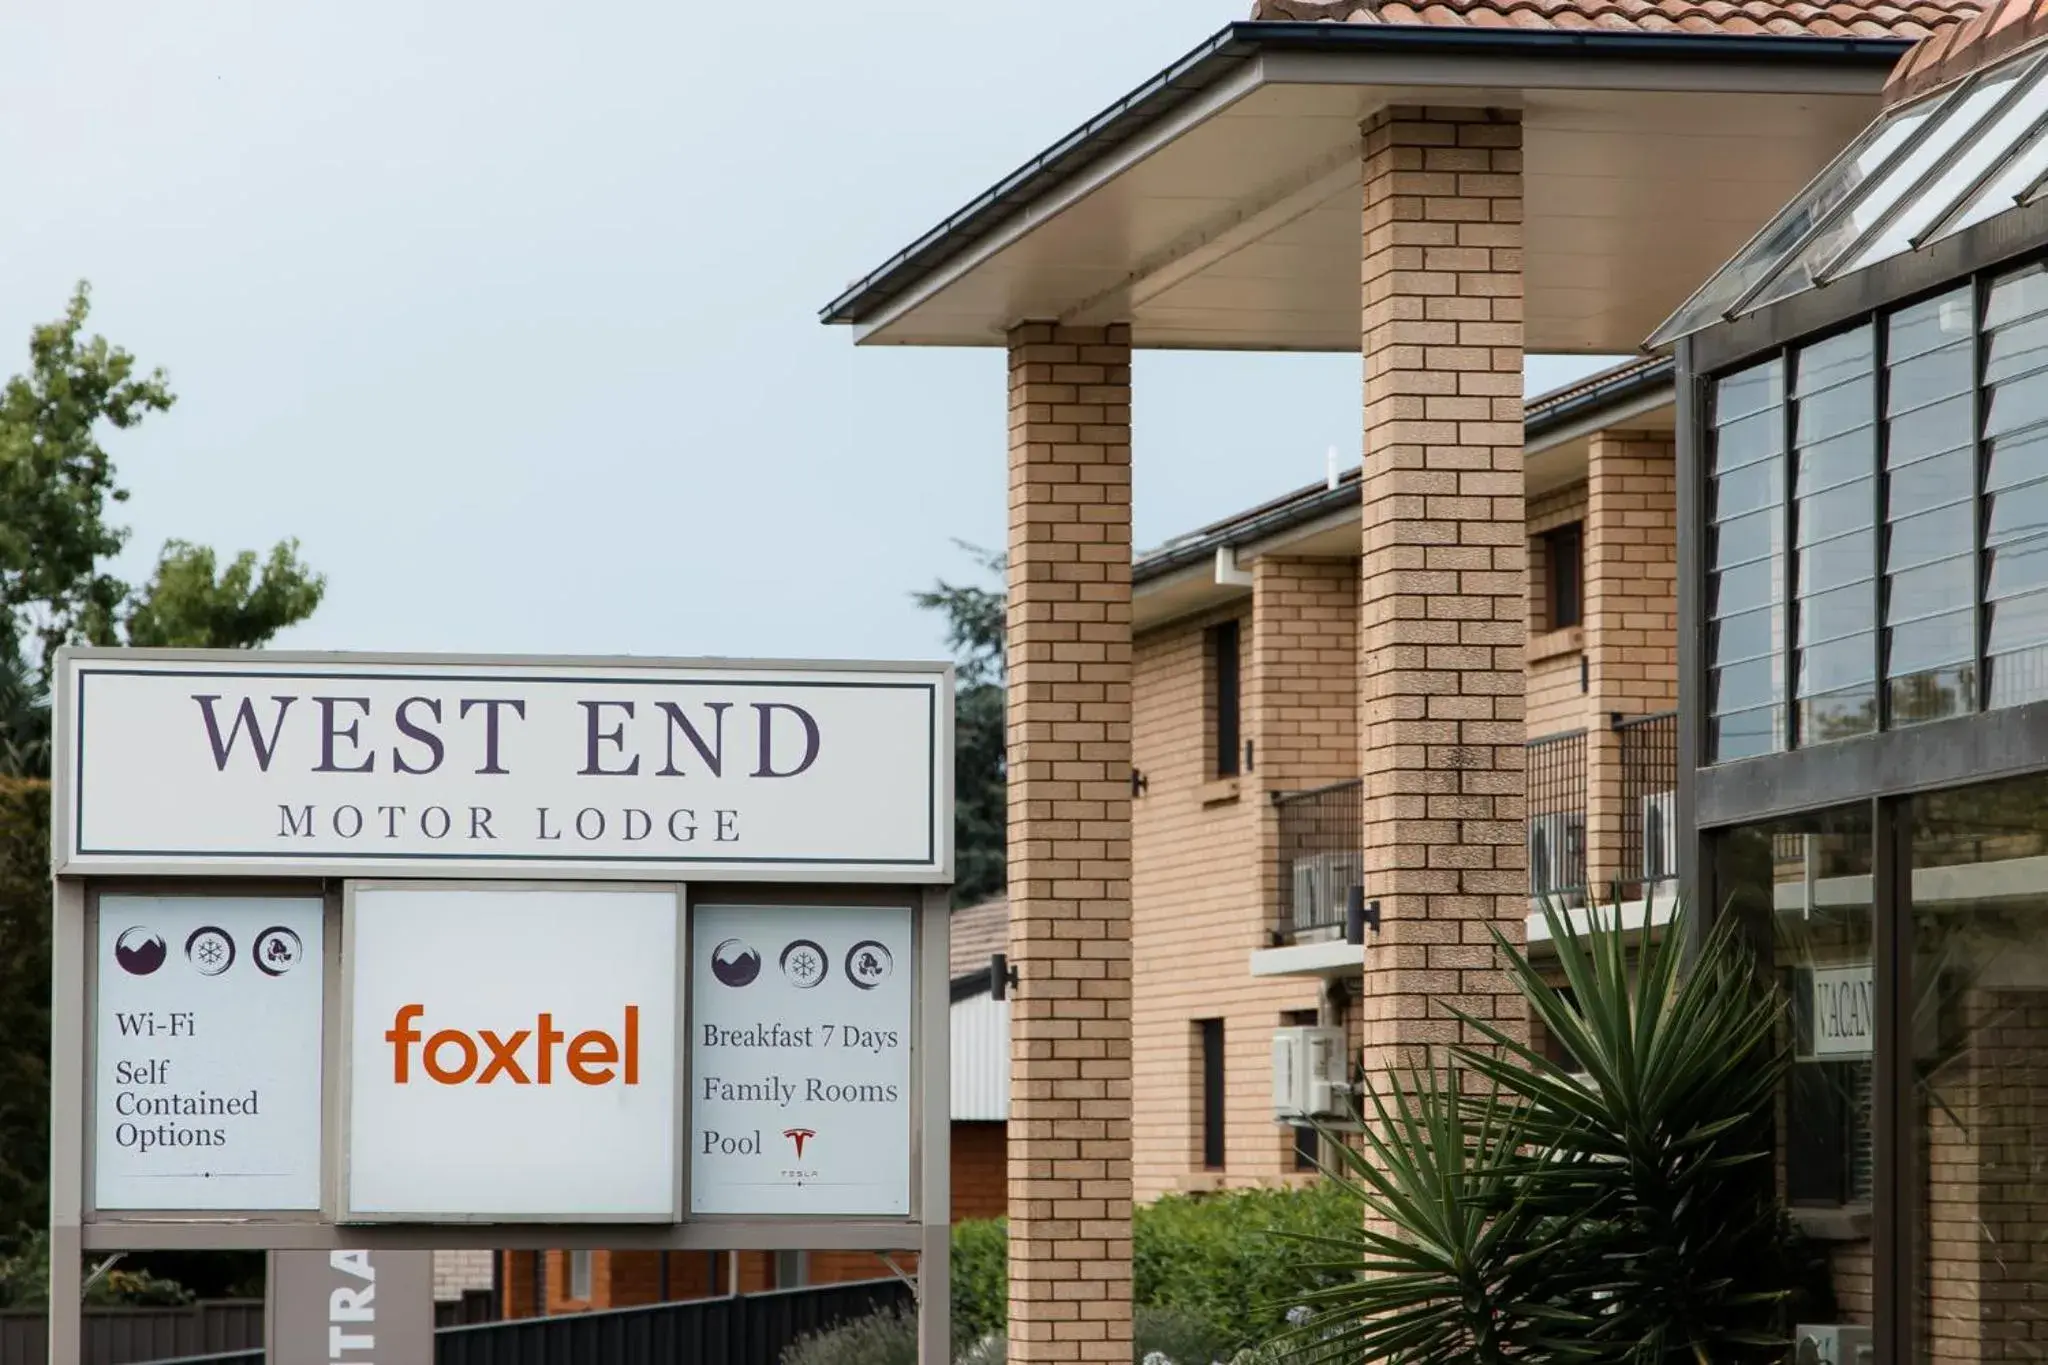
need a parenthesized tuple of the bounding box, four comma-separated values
(93, 895, 324, 1211)
(691, 904, 914, 1217)
(1810, 964, 1874, 1059)
(343, 884, 681, 1221)
(58, 652, 948, 881)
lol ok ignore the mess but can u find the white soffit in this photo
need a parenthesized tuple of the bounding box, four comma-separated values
(852, 55, 1887, 355)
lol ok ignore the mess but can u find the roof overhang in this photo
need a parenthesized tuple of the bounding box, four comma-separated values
(823, 22, 1909, 354)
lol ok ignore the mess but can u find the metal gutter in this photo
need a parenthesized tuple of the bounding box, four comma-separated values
(1131, 355, 1677, 585)
(820, 23, 1913, 329)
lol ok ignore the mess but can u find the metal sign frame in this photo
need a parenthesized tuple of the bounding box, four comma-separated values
(47, 648, 955, 1365)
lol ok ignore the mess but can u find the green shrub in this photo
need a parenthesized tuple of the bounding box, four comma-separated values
(1134, 1303, 1240, 1365)
(1133, 1182, 1356, 1351)
(944, 1181, 1358, 1360)
(782, 1302, 919, 1365)
(950, 1216, 1008, 1345)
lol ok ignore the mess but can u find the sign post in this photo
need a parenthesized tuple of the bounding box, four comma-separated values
(266, 1250, 434, 1365)
(47, 649, 954, 1365)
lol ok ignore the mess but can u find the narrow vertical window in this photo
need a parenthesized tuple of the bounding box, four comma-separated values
(568, 1250, 593, 1303)
(1198, 1018, 1225, 1170)
(1208, 620, 1241, 778)
(1544, 522, 1585, 629)
(1708, 357, 1788, 761)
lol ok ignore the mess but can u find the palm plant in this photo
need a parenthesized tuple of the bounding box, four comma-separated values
(1276, 898, 1821, 1365)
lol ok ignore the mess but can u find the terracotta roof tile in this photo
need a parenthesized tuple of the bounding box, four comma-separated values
(1251, 0, 1982, 38)
(1882, 0, 2048, 97)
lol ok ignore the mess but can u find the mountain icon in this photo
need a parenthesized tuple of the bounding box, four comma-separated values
(114, 928, 166, 977)
(711, 938, 761, 988)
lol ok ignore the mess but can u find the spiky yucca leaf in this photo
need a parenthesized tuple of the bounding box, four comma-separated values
(1269, 1063, 1598, 1365)
(1451, 899, 1797, 1365)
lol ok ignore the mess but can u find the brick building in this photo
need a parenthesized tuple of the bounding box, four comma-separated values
(1124, 357, 1680, 1200)
(820, 0, 1989, 1358)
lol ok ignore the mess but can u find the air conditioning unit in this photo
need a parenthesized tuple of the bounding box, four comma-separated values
(1290, 851, 1363, 931)
(1794, 1324, 1873, 1365)
(1528, 812, 1585, 896)
(1271, 1024, 1347, 1123)
(1641, 791, 1676, 882)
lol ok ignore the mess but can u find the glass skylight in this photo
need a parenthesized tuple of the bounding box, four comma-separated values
(1648, 42, 2048, 349)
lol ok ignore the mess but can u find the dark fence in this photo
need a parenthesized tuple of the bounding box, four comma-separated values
(0, 1300, 263, 1365)
(1526, 730, 1587, 900)
(439, 1277, 909, 1365)
(1614, 710, 1678, 894)
(1272, 779, 1362, 941)
(52, 1278, 910, 1365)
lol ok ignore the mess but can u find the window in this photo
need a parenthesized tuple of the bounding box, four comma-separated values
(1543, 522, 1584, 629)
(1208, 620, 1241, 778)
(568, 1250, 593, 1303)
(1984, 261, 2048, 708)
(1284, 1009, 1319, 1171)
(1792, 324, 1877, 743)
(1708, 357, 1787, 761)
(1908, 772, 2048, 1346)
(1884, 287, 1976, 724)
(773, 1250, 806, 1289)
(1198, 1018, 1225, 1170)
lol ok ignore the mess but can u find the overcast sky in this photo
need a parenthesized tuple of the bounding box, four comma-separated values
(1, 3, 1622, 665)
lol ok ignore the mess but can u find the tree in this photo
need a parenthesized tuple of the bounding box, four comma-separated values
(914, 542, 1006, 907)
(0, 282, 326, 775)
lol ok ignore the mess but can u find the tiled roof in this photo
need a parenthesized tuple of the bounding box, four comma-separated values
(1884, 0, 2048, 101)
(949, 897, 1008, 981)
(1253, 0, 1981, 39)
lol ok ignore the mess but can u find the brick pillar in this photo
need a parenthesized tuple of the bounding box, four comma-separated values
(1358, 106, 1526, 1070)
(1005, 321, 1134, 1364)
(1584, 431, 1679, 897)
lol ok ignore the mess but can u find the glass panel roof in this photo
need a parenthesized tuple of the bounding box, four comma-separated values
(1648, 41, 2048, 350)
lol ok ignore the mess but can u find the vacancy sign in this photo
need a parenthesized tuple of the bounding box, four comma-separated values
(57, 652, 948, 880)
(343, 885, 680, 1221)
(1809, 964, 1874, 1059)
(691, 904, 914, 1217)
(94, 895, 325, 1211)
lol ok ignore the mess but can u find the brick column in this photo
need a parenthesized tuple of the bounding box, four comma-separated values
(1358, 106, 1526, 1069)
(1584, 431, 1679, 897)
(1005, 321, 1134, 1364)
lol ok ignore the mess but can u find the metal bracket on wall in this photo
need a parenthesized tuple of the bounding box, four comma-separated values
(989, 952, 1020, 1001)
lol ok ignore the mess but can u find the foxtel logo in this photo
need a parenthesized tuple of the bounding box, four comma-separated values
(384, 1004, 641, 1086)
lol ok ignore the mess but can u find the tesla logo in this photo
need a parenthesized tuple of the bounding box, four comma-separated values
(783, 1128, 816, 1158)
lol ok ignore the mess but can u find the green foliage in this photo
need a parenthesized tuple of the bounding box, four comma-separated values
(1132, 1182, 1361, 1352)
(0, 282, 174, 666)
(1280, 900, 1827, 1365)
(0, 781, 50, 1256)
(0, 283, 326, 779)
(1134, 1303, 1241, 1365)
(124, 540, 325, 650)
(948, 1182, 1361, 1360)
(912, 542, 1005, 907)
(0, 1229, 195, 1308)
(950, 1215, 1009, 1344)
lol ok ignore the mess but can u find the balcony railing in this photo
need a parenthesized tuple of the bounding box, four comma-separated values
(1528, 729, 1588, 901)
(1616, 710, 1678, 894)
(1273, 779, 1363, 942)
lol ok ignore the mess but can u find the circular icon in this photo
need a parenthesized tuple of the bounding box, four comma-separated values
(253, 926, 304, 977)
(780, 939, 829, 989)
(711, 938, 761, 988)
(184, 926, 236, 977)
(114, 928, 166, 977)
(845, 940, 893, 990)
